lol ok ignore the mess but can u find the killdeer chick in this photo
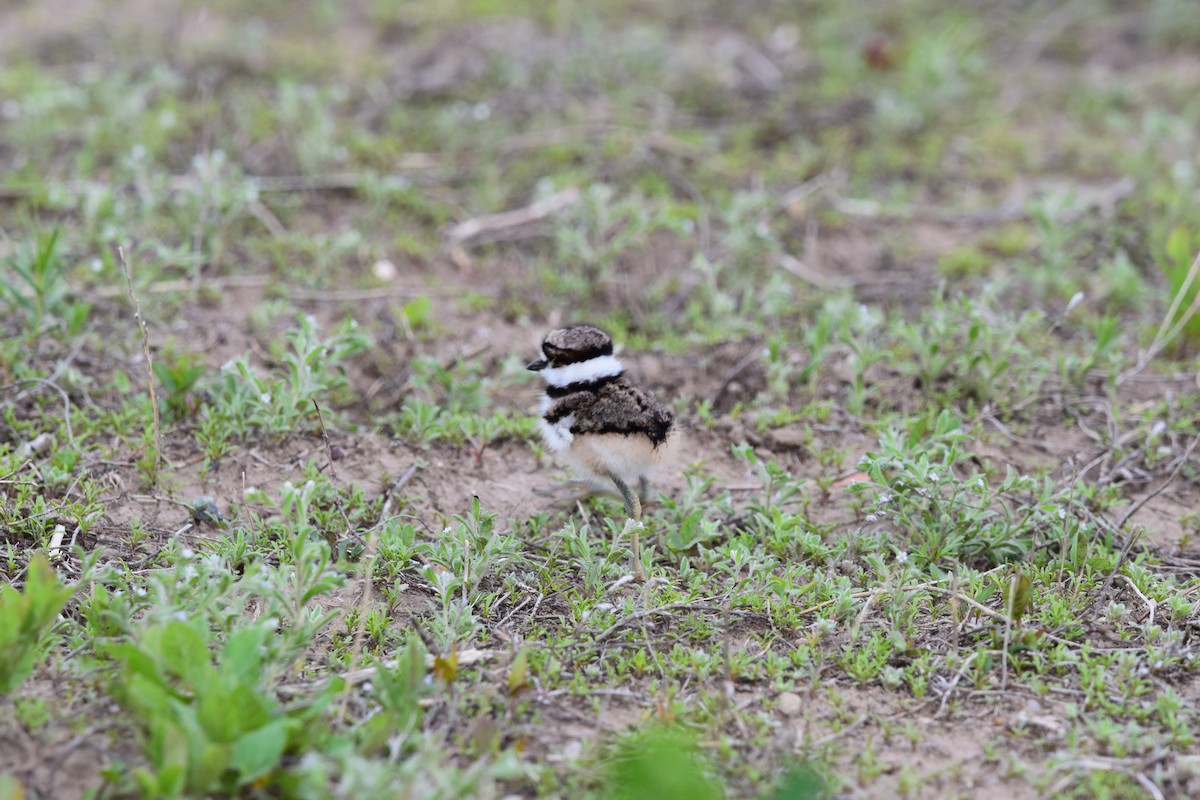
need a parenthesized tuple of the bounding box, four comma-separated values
(528, 324, 675, 579)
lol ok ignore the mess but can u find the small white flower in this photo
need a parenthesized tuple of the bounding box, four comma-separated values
(896, 550, 908, 564)
(260, 393, 271, 403)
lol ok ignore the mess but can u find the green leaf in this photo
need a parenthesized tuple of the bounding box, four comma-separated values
(220, 624, 268, 683)
(197, 682, 271, 743)
(402, 295, 432, 329)
(773, 762, 829, 800)
(119, 670, 175, 720)
(191, 740, 232, 793)
(229, 719, 289, 786)
(0, 555, 76, 694)
(159, 620, 212, 688)
(508, 648, 530, 697)
(602, 724, 723, 800)
(1005, 572, 1033, 623)
(1166, 225, 1192, 268)
(144, 714, 189, 798)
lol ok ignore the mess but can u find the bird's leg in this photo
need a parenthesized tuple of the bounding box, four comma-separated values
(638, 475, 651, 505)
(608, 473, 642, 521)
(609, 472, 645, 580)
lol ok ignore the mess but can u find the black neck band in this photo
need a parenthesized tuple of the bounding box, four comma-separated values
(545, 372, 623, 398)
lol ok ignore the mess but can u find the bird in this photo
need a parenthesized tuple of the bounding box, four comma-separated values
(528, 324, 675, 578)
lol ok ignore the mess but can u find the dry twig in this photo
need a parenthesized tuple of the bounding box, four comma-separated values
(445, 187, 581, 249)
(115, 245, 160, 485)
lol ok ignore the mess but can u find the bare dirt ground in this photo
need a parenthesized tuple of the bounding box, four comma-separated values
(4, 1, 1200, 799)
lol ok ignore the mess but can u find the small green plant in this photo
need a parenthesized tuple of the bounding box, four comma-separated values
(1058, 313, 1121, 389)
(0, 555, 76, 694)
(853, 410, 1052, 568)
(207, 314, 372, 436)
(894, 293, 1041, 408)
(1158, 226, 1200, 346)
(553, 183, 690, 283)
(106, 617, 338, 798)
(0, 225, 89, 345)
(355, 638, 429, 751)
(152, 352, 206, 421)
(600, 723, 723, 800)
(398, 295, 434, 336)
(772, 762, 830, 800)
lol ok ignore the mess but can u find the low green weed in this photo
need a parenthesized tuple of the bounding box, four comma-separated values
(153, 351, 206, 421)
(206, 314, 371, 437)
(0, 555, 76, 694)
(106, 617, 339, 798)
(853, 410, 1052, 568)
(0, 225, 90, 348)
(1158, 226, 1200, 347)
(392, 356, 532, 448)
(600, 723, 723, 800)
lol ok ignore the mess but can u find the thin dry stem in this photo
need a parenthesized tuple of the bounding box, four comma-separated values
(115, 245, 160, 485)
(1122, 248, 1200, 383)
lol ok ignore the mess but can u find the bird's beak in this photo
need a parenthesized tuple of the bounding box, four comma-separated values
(526, 358, 548, 371)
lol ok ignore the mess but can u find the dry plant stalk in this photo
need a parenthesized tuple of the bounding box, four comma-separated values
(1122, 248, 1200, 383)
(115, 245, 161, 485)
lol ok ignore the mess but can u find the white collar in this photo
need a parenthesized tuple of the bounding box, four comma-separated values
(539, 354, 624, 387)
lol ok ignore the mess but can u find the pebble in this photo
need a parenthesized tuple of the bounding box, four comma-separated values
(191, 497, 222, 525)
(777, 691, 803, 717)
